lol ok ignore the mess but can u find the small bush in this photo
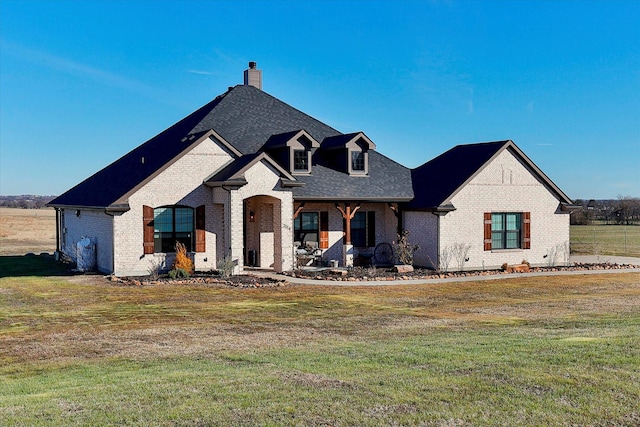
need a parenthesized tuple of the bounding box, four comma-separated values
(393, 230, 420, 266)
(168, 268, 189, 279)
(147, 258, 163, 280)
(217, 255, 235, 278)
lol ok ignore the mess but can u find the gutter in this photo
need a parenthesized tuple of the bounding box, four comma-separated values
(294, 196, 413, 203)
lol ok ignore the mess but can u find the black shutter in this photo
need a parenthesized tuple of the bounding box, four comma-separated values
(367, 211, 376, 247)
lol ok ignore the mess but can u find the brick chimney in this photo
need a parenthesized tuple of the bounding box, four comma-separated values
(243, 61, 262, 90)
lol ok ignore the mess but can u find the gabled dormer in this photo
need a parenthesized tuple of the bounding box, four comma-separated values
(262, 130, 320, 175)
(321, 132, 376, 176)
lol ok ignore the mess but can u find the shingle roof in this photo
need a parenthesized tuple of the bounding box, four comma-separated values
(293, 151, 412, 201)
(49, 84, 412, 209)
(405, 140, 572, 210)
(188, 85, 341, 154)
(205, 152, 296, 185)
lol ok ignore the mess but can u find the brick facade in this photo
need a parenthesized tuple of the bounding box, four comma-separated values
(405, 148, 571, 271)
(61, 208, 114, 273)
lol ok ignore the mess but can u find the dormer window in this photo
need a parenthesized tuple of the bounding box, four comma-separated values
(351, 150, 365, 172)
(294, 149, 310, 172)
(261, 130, 319, 175)
(322, 132, 376, 176)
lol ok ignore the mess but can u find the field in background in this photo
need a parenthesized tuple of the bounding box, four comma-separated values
(0, 207, 56, 256)
(571, 225, 640, 257)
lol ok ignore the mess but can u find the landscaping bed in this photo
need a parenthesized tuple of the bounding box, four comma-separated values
(106, 262, 640, 286)
(110, 272, 287, 288)
(285, 262, 640, 282)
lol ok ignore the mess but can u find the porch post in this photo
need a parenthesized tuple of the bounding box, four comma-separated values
(229, 191, 244, 274)
(336, 203, 360, 267)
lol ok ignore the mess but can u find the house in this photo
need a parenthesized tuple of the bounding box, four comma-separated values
(404, 141, 576, 271)
(48, 63, 575, 276)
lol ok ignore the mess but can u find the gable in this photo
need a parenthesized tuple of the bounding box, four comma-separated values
(405, 140, 572, 211)
(49, 131, 238, 210)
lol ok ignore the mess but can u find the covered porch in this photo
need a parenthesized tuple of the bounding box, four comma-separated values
(291, 201, 402, 268)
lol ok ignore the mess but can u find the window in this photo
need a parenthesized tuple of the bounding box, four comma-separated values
(491, 213, 522, 249)
(350, 211, 375, 247)
(293, 149, 309, 172)
(294, 212, 318, 244)
(154, 206, 194, 253)
(351, 151, 365, 172)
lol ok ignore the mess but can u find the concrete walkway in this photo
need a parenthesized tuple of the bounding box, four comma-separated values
(252, 256, 640, 286)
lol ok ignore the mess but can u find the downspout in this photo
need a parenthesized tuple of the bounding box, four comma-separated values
(54, 208, 60, 258)
(104, 209, 117, 276)
(436, 214, 440, 271)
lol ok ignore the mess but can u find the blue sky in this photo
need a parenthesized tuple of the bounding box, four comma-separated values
(1, 0, 638, 200)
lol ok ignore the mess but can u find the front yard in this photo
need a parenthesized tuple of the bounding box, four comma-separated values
(1, 255, 639, 426)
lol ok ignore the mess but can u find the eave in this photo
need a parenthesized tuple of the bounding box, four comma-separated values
(560, 203, 581, 213)
(294, 196, 413, 203)
(204, 179, 248, 188)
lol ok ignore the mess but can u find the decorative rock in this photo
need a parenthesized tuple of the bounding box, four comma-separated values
(393, 265, 414, 273)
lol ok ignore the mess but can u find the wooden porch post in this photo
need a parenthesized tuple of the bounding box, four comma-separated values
(335, 203, 360, 266)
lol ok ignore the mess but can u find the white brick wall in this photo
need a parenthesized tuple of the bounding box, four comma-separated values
(231, 160, 294, 273)
(61, 208, 114, 273)
(405, 148, 570, 271)
(112, 136, 233, 276)
(404, 211, 438, 268)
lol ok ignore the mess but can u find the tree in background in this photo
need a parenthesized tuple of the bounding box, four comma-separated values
(614, 196, 640, 225)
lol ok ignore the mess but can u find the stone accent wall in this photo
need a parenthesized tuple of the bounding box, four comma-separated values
(61, 208, 114, 273)
(112, 136, 233, 276)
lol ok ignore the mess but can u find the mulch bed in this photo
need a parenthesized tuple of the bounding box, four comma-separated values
(109, 273, 287, 288)
(108, 262, 639, 287)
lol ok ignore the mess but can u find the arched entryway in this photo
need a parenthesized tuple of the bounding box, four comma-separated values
(243, 195, 282, 269)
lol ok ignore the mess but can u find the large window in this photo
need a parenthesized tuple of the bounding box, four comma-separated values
(350, 211, 375, 247)
(294, 212, 318, 245)
(154, 206, 194, 253)
(491, 213, 522, 249)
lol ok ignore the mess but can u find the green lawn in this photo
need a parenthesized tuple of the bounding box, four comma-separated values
(1, 257, 639, 426)
(571, 225, 640, 257)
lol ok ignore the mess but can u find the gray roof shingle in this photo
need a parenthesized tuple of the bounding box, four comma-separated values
(49, 84, 413, 208)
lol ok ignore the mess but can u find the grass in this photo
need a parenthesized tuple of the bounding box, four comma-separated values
(1, 256, 639, 425)
(571, 224, 640, 257)
(0, 208, 56, 256)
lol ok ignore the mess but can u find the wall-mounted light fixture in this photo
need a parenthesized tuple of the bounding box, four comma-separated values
(249, 211, 255, 222)
(75, 210, 81, 217)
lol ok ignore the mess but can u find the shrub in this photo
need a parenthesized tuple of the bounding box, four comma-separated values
(147, 258, 163, 280)
(217, 255, 235, 278)
(168, 268, 189, 279)
(171, 242, 194, 275)
(393, 230, 420, 266)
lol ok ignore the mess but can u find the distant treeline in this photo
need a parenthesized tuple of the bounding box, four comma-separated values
(1, 194, 638, 224)
(572, 196, 640, 226)
(0, 195, 56, 209)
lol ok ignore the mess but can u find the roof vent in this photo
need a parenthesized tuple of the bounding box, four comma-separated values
(244, 61, 262, 90)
